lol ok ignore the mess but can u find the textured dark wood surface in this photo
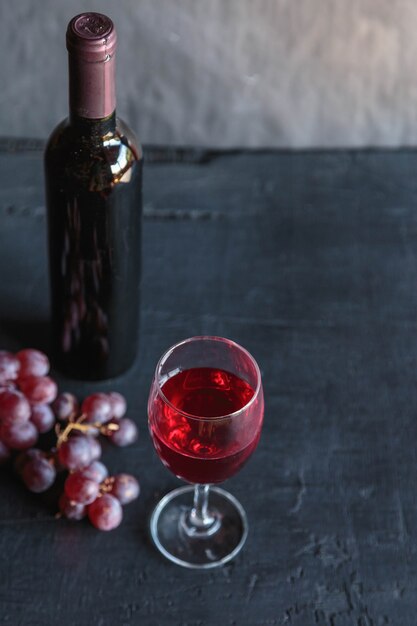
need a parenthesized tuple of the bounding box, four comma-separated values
(0, 143, 416, 625)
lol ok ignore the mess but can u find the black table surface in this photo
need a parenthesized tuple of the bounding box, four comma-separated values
(0, 141, 416, 625)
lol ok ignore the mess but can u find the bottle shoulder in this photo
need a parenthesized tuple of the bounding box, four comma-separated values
(45, 117, 142, 189)
(117, 117, 143, 160)
(45, 117, 142, 158)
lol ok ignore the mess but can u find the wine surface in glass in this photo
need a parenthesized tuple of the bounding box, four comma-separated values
(149, 367, 261, 484)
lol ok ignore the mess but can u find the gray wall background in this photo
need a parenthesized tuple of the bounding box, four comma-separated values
(1, 0, 416, 148)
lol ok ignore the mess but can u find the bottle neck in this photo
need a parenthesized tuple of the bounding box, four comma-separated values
(68, 53, 116, 121)
(69, 110, 116, 135)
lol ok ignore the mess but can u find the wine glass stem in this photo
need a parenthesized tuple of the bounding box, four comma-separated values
(190, 484, 214, 529)
(179, 483, 221, 538)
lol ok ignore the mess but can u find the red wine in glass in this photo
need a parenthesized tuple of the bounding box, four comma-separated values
(148, 336, 264, 569)
(149, 367, 262, 484)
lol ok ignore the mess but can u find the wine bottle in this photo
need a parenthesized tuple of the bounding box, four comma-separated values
(44, 13, 142, 380)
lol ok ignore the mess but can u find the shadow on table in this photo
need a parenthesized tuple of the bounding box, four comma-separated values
(0, 317, 51, 353)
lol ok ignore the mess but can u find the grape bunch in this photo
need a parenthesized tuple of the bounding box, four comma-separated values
(0, 349, 57, 458)
(0, 348, 140, 531)
(62, 470, 140, 530)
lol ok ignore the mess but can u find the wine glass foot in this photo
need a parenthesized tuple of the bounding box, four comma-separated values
(150, 485, 248, 569)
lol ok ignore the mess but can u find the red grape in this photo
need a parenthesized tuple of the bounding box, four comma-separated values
(82, 461, 108, 483)
(0, 440, 11, 464)
(81, 393, 112, 424)
(109, 474, 140, 505)
(1, 421, 38, 450)
(108, 418, 138, 447)
(14, 448, 44, 474)
(87, 436, 101, 461)
(59, 493, 86, 520)
(16, 349, 49, 378)
(52, 392, 78, 421)
(0, 389, 31, 426)
(108, 392, 127, 419)
(58, 436, 91, 470)
(88, 494, 123, 531)
(18, 376, 58, 405)
(16, 348, 49, 378)
(21, 456, 56, 493)
(65, 471, 100, 504)
(0, 351, 20, 381)
(30, 404, 55, 433)
(52, 448, 67, 472)
(0, 381, 17, 391)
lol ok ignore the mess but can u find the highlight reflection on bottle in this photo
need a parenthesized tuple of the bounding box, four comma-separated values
(45, 13, 142, 380)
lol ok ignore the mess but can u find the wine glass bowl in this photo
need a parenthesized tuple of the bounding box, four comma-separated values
(148, 336, 264, 569)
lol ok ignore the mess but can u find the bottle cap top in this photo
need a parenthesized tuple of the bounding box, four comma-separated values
(67, 13, 117, 61)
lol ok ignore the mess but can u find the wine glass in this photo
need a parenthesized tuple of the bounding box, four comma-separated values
(148, 336, 264, 569)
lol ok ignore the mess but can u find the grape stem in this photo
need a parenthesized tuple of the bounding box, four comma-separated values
(55, 414, 120, 447)
(99, 477, 115, 495)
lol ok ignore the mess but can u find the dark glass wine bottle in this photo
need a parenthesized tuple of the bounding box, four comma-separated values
(44, 13, 142, 380)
